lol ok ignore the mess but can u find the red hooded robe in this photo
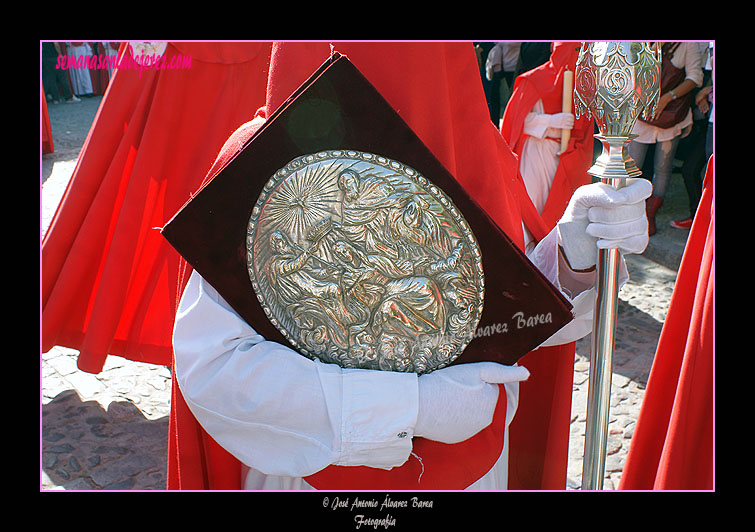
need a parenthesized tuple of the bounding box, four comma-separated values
(618, 158, 714, 491)
(499, 42, 594, 490)
(42, 86, 54, 154)
(42, 42, 272, 373)
(167, 41, 537, 491)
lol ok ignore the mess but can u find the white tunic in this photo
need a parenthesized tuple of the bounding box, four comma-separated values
(518, 99, 563, 215)
(67, 43, 93, 96)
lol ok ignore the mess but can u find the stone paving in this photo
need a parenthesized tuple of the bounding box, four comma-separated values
(41, 351, 171, 490)
(40, 91, 691, 491)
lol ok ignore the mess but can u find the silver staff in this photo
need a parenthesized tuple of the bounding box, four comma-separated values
(573, 42, 661, 490)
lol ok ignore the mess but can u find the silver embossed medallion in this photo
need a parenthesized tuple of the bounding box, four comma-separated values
(246, 150, 484, 374)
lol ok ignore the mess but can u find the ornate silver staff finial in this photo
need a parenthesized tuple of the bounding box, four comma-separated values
(573, 42, 661, 490)
(574, 42, 661, 180)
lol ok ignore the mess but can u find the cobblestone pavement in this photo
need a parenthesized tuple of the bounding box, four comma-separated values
(40, 92, 691, 491)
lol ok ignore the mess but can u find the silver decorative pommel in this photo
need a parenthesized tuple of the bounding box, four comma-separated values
(574, 42, 661, 181)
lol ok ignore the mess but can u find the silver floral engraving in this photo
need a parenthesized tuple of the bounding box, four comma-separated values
(246, 150, 485, 374)
(574, 42, 661, 137)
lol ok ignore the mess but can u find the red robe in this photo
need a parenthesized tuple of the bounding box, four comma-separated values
(619, 158, 714, 490)
(168, 41, 531, 491)
(42, 87, 54, 154)
(41, 42, 272, 373)
(499, 42, 594, 490)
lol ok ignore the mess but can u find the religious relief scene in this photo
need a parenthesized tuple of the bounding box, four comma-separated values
(247, 151, 486, 374)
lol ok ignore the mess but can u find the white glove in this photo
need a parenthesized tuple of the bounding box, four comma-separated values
(548, 112, 575, 130)
(557, 178, 652, 271)
(415, 362, 530, 444)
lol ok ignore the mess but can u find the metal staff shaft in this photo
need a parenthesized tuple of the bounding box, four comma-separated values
(573, 41, 660, 491)
(580, 135, 636, 490)
(581, 177, 625, 490)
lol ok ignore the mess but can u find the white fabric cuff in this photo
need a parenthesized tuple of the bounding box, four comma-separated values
(527, 227, 628, 347)
(334, 368, 418, 469)
(522, 109, 552, 139)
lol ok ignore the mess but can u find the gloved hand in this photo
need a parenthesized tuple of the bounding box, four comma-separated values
(548, 112, 575, 130)
(415, 362, 530, 444)
(557, 178, 652, 271)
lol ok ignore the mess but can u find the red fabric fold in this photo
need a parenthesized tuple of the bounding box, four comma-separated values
(42, 42, 271, 373)
(499, 42, 593, 490)
(42, 87, 54, 154)
(619, 158, 714, 491)
(507, 343, 576, 490)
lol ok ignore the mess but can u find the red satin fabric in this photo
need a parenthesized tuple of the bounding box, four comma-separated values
(168, 41, 529, 491)
(619, 158, 714, 490)
(506, 344, 576, 490)
(169, 366, 245, 490)
(42, 87, 54, 154)
(499, 42, 594, 490)
(41, 42, 271, 373)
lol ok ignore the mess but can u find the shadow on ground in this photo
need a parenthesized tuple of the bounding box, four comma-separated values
(42, 390, 169, 490)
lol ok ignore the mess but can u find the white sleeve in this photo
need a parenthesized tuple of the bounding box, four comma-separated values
(522, 99, 566, 141)
(525, 226, 628, 347)
(173, 270, 418, 478)
(522, 107, 553, 139)
(674, 42, 704, 87)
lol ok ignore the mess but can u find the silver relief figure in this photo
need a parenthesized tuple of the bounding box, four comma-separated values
(247, 150, 485, 374)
